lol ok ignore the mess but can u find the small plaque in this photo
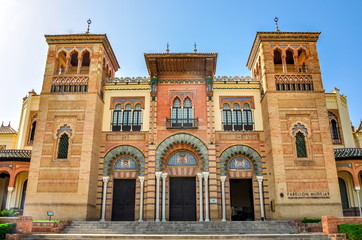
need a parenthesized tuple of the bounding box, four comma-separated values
(210, 199, 217, 204)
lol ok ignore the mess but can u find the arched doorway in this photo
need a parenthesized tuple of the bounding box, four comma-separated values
(0, 172, 10, 210)
(338, 178, 349, 209)
(102, 145, 145, 221)
(219, 145, 263, 221)
(155, 133, 209, 221)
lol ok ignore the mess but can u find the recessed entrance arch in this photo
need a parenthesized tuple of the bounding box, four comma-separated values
(102, 145, 146, 221)
(219, 145, 264, 221)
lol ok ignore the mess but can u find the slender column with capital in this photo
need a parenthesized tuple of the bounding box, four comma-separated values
(203, 172, 210, 221)
(197, 173, 204, 221)
(355, 186, 362, 217)
(155, 172, 162, 222)
(220, 176, 227, 222)
(77, 58, 82, 74)
(138, 176, 145, 222)
(256, 176, 265, 220)
(100, 176, 109, 222)
(161, 173, 168, 222)
(6, 187, 14, 210)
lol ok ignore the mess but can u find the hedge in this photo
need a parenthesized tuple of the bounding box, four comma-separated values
(338, 224, 362, 240)
(0, 223, 16, 239)
(301, 218, 321, 223)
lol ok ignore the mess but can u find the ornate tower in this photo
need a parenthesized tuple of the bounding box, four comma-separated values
(247, 31, 342, 218)
(24, 33, 119, 220)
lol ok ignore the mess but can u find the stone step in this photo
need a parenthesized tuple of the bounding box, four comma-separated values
(61, 221, 298, 235)
(23, 233, 330, 240)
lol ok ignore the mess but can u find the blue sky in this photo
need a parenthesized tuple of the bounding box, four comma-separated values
(1, 0, 361, 128)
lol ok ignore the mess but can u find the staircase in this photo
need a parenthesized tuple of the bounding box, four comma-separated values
(23, 221, 331, 240)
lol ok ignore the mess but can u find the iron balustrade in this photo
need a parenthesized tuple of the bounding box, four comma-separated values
(166, 118, 198, 129)
(222, 123, 254, 131)
(111, 123, 141, 132)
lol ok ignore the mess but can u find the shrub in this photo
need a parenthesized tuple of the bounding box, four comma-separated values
(0, 209, 19, 217)
(338, 224, 362, 240)
(301, 218, 321, 223)
(0, 223, 16, 239)
(34, 220, 61, 224)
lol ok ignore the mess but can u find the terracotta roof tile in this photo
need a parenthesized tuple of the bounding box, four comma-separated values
(334, 148, 362, 160)
(0, 150, 31, 161)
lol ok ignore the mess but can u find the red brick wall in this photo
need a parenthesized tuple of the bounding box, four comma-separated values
(322, 216, 362, 234)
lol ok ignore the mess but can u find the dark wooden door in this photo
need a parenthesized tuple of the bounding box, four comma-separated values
(169, 177, 196, 221)
(112, 179, 136, 221)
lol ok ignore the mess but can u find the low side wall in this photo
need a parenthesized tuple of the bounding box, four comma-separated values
(322, 216, 362, 234)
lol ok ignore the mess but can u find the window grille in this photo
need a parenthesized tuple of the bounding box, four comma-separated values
(132, 104, 142, 131)
(296, 132, 307, 158)
(58, 134, 69, 159)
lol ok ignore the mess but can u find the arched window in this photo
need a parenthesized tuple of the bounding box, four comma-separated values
(112, 104, 122, 131)
(80, 51, 90, 74)
(331, 119, 340, 140)
(171, 98, 182, 127)
(183, 98, 194, 127)
(70, 51, 78, 74)
(273, 49, 282, 72)
(233, 103, 242, 131)
(57, 134, 69, 159)
(222, 103, 232, 131)
(286, 50, 295, 72)
(338, 178, 349, 209)
(295, 132, 307, 158)
(132, 104, 142, 131)
(243, 103, 253, 131)
(29, 121, 36, 144)
(297, 49, 307, 73)
(57, 51, 67, 75)
(122, 104, 132, 131)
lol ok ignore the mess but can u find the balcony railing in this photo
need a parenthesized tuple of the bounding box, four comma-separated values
(223, 123, 254, 131)
(166, 118, 198, 129)
(111, 124, 141, 132)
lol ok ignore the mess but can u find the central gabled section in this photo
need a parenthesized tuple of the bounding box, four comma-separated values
(144, 53, 218, 80)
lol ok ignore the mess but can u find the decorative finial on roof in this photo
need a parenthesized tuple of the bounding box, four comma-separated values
(166, 42, 170, 53)
(1, 122, 3, 127)
(274, 17, 280, 32)
(86, 19, 92, 34)
(8, 121, 10, 127)
(194, 42, 198, 53)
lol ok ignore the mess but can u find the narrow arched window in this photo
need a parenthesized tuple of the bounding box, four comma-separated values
(222, 103, 232, 131)
(183, 98, 194, 127)
(331, 119, 340, 140)
(273, 49, 282, 72)
(122, 104, 132, 131)
(57, 51, 67, 75)
(286, 50, 295, 72)
(29, 121, 36, 143)
(295, 132, 307, 158)
(132, 104, 142, 131)
(233, 103, 242, 131)
(80, 51, 90, 74)
(243, 103, 253, 131)
(297, 49, 307, 73)
(20, 180, 27, 209)
(69, 51, 79, 74)
(58, 134, 69, 159)
(112, 104, 122, 131)
(171, 98, 182, 127)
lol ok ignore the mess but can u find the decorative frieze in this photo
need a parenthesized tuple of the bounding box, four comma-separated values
(52, 76, 89, 85)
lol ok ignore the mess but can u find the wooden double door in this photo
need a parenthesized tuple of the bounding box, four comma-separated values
(169, 177, 196, 221)
(112, 179, 136, 221)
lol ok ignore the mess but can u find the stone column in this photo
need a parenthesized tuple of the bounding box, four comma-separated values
(77, 57, 82, 74)
(220, 176, 227, 222)
(197, 173, 204, 221)
(138, 176, 145, 222)
(256, 176, 265, 220)
(354, 186, 362, 217)
(6, 187, 14, 210)
(161, 173, 168, 222)
(100, 176, 109, 222)
(155, 172, 162, 222)
(203, 172, 210, 221)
